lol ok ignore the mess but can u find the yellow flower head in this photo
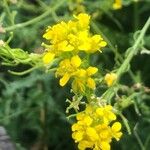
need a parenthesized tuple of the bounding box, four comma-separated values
(42, 13, 107, 58)
(74, 13, 90, 29)
(79, 34, 107, 53)
(72, 104, 122, 150)
(72, 66, 98, 93)
(55, 52, 98, 92)
(104, 73, 117, 87)
(56, 55, 82, 86)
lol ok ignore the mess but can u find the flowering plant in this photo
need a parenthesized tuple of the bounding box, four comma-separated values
(0, 0, 149, 149)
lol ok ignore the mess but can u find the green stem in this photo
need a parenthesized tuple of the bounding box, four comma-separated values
(144, 134, 150, 150)
(117, 17, 150, 77)
(8, 66, 39, 75)
(134, 124, 145, 150)
(3, 0, 14, 25)
(102, 17, 150, 101)
(119, 113, 131, 135)
(4, 0, 66, 31)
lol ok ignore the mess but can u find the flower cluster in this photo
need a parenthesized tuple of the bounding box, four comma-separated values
(42, 13, 122, 150)
(43, 13, 106, 60)
(72, 104, 122, 150)
(42, 13, 107, 93)
(56, 55, 98, 92)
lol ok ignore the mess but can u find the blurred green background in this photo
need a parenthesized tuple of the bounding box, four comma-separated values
(0, 0, 150, 149)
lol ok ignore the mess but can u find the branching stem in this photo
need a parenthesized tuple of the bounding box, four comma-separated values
(102, 17, 150, 102)
(4, 0, 66, 31)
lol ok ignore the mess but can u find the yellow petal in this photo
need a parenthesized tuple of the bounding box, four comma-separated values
(83, 116, 93, 126)
(59, 74, 70, 86)
(108, 112, 116, 121)
(86, 67, 98, 76)
(76, 113, 85, 121)
(76, 69, 86, 77)
(96, 108, 104, 116)
(92, 35, 102, 43)
(43, 27, 52, 40)
(72, 131, 84, 142)
(72, 123, 82, 131)
(101, 142, 110, 150)
(72, 78, 85, 93)
(100, 41, 107, 47)
(100, 130, 109, 139)
(114, 132, 123, 141)
(79, 42, 91, 51)
(112, 122, 122, 132)
(74, 13, 90, 29)
(78, 140, 93, 150)
(65, 44, 74, 51)
(87, 78, 96, 89)
(43, 52, 55, 64)
(86, 127, 99, 141)
(71, 55, 81, 68)
(58, 41, 74, 51)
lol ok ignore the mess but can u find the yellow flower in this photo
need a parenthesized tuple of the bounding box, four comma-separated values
(71, 55, 82, 67)
(43, 21, 68, 43)
(79, 35, 107, 53)
(72, 66, 98, 93)
(111, 122, 122, 141)
(96, 105, 116, 124)
(74, 13, 90, 29)
(87, 78, 96, 89)
(71, 104, 122, 150)
(56, 55, 82, 86)
(72, 78, 85, 93)
(104, 73, 117, 87)
(113, 0, 122, 10)
(86, 67, 98, 76)
(101, 142, 110, 150)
